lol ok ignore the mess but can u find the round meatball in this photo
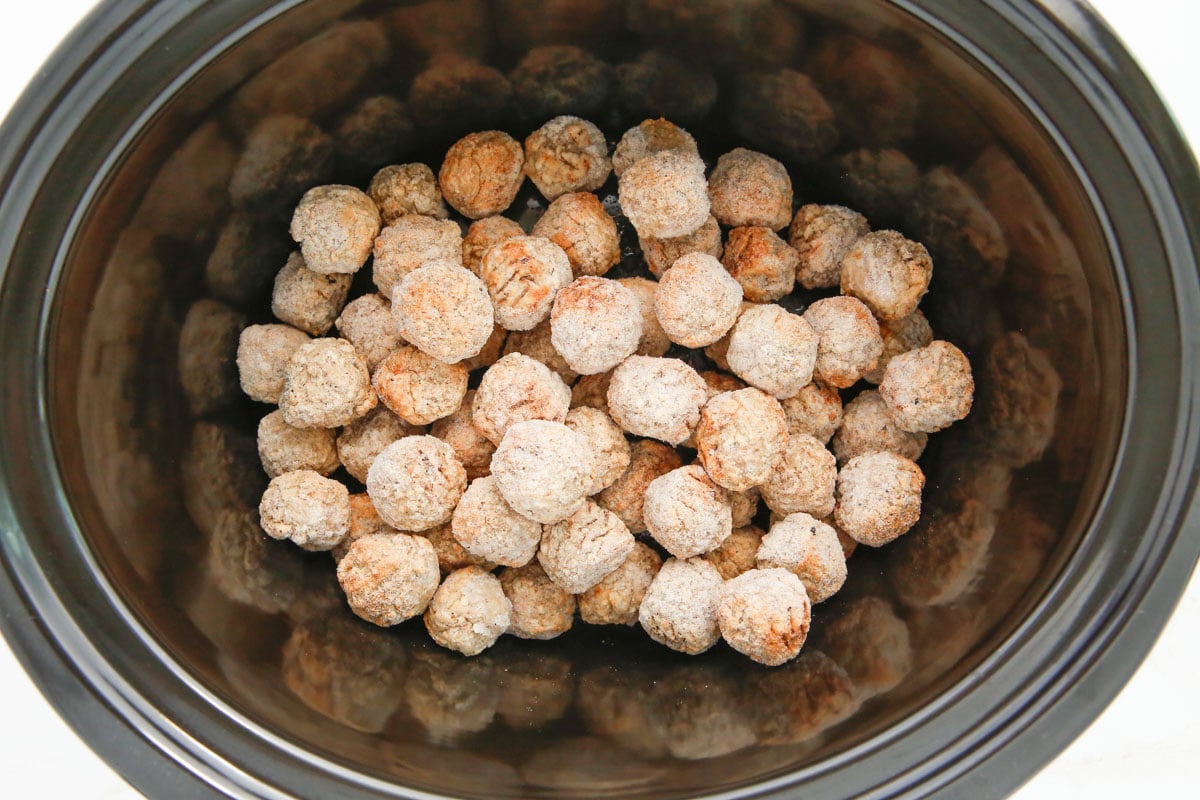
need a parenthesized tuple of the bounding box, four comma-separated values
(331, 493, 397, 564)
(335, 293, 404, 372)
(337, 406, 420, 483)
(618, 149, 710, 239)
(531, 191, 620, 277)
(654, 252, 744, 348)
(789, 204, 869, 290)
(366, 436, 467, 531)
(372, 345, 468, 426)
(607, 356, 707, 445)
(524, 115, 612, 200)
(840, 230, 933, 321)
(538, 500, 635, 593)
(864, 309, 933, 385)
(550, 277, 642, 375)
(337, 534, 440, 625)
(726, 303, 819, 399)
(781, 382, 843, 445)
(564, 407, 631, 494)
(705, 525, 764, 581)
(644, 465, 733, 558)
(596, 439, 683, 534)
(718, 568, 811, 666)
(616, 276, 672, 357)
(834, 452, 924, 547)
(832, 390, 927, 464)
(707, 148, 792, 230)
(472, 352, 571, 444)
(371, 214, 462, 298)
(257, 410, 339, 478)
(271, 252, 352, 336)
(439, 130, 525, 219)
(639, 557, 723, 655)
(722, 226, 798, 303)
(500, 562, 576, 640)
(289, 184, 381, 274)
(462, 215, 525, 275)
(612, 117, 699, 177)
(502, 318, 578, 383)
(452, 476, 543, 567)
(424, 567, 512, 655)
(480, 235, 573, 331)
(490, 419, 595, 524)
(761, 434, 837, 518)
(237, 324, 311, 404)
(695, 388, 788, 491)
(640, 213, 722, 278)
(369, 163, 448, 223)
(260, 470, 350, 551)
(879, 341, 974, 433)
(757, 513, 847, 603)
(430, 390, 495, 480)
(279, 338, 377, 429)
(802, 296, 883, 388)
(393, 260, 495, 364)
(578, 541, 662, 626)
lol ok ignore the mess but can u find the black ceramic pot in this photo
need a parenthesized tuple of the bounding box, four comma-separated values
(1, 1, 1198, 798)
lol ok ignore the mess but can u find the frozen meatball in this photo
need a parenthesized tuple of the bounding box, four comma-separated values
(372, 214, 462, 298)
(707, 148, 792, 230)
(864, 309, 933, 385)
(508, 45, 613, 124)
(430, 390, 495, 480)
(640, 214, 723, 278)
(330, 493, 396, 564)
(550, 277, 641, 375)
(372, 345, 468, 426)
(260, 470, 350, 551)
(462, 323, 508, 373)
(279, 338, 376, 429)
(695, 388, 788, 491)
(596, 439, 682, 533)
(612, 117, 699, 177)
(654, 253, 744, 347)
(879, 341, 974, 433)
(367, 436, 467, 531)
(564, 407, 631, 494)
(337, 406, 420, 483)
(757, 513, 846, 603)
(524, 116, 612, 201)
(532, 191, 620, 277)
(718, 568, 811, 665)
(802, 296, 883, 389)
(480, 235, 573, 331)
(607, 356, 707, 445)
(439, 130, 525, 219)
(393, 260, 494, 364)
(462, 215, 525, 275)
(644, 465, 732, 558)
(733, 69, 838, 164)
(722, 226, 798, 303)
(237, 326, 312, 402)
(539, 500, 635, 593)
(257, 410, 339, 478)
(761, 434, 837, 518)
(835, 452, 924, 547)
(472, 353, 571, 444)
(571, 370, 612, 412)
(289, 185, 381, 274)
(335, 293, 404, 371)
(501, 318, 577, 383)
(424, 567, 512, 656)
(578, 541, 662, 626)
(369, 163, 448, 223)
(780, 382, 843, 445)
(452, 476, 543, 567)
(338, 533, 440, 625)
(271, 252, 352, 335)
(789, 204, 870, 290)
(491, 419, 595, 524)
(616, 276, 671, 357)
(729, 486, 761, 529)
(726, 304, 819, 398)
(840, 230, 933, 321)
(618, 149, 710, 239)
(705, 525, 764, 581)
(832, 390, 927, 465)
(179, 299, 245, 417)
(639, 557, 723, 655)
(500, 562, 576, 640)
(423, 522, 495, 576)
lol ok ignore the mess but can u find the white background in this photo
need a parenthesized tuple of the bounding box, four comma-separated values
(1, 1, 1197, 797)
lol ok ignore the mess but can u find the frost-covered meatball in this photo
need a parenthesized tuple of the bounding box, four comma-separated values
(578, 541, 662, 626)
(501, 318, 578, 383)
(237, 324, 311, 404)
(718, 568, 811, 665)
(366, 436, 467, 531)
(538, 500, 635, 593)
(607, 356, 707, 445)
(695, 388, 788, 492)
(835, 452, 924, 547)
(761, 434, 837, 519)
(639, 557, 723, 655)
(439, 130, 525, 219)
(832, 390, 927, 464)
(452, 476, 543, 567)
(430, 390, 495, 480)
(640, 214, 723, 278)
(289, 185, 381, 274)
(260, 470, 350, 551)
(802, 296, 883, 389)
(616, 276, 672, 357)
(257, 410, 339, 478)
(337, 534, 440, 625)
(331, 493, 397, 564)
(271, 252, 352, 336)
(722, 226, 798, 303)
(424, 567, 512, 656)
(643, 465, 732, 558)
(612, 117, 699, 177)
(335, 293, 404, 371)
(726, 304, 819, 399)
(840, 230, 933, 321)
(500, 562, 576, 640)
(879, 341, 974, 433)
(564, 407, 631, 494)
(618, 149, 710, 239)
(462, 215, 525, 275)
(531, 191, 620, 277)
(472, 353, 571, 444)
(393, 260, 495, 364)
(789, 204, 869, 290)
(550, 277, 641, 375)
(372, 345, 467, 426)
(780, 382, 843, 445)
(279, 338, 377, 429)
(596, 439, 682, 534)
(369, 163, 448, 223)
(705, 525, 765, 581)
(524, 115, 612, 200)
(757, 513, 846, 603)
(707, 148, 792, 230)
(337, 406, 420, 483)
(372, 214, 462, 298)
(490, 419, 595, 524)
(654, 252, 744, 348)
(480, 236, 573, 331)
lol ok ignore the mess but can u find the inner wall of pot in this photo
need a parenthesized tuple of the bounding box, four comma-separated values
(49, 0, 1124, 796)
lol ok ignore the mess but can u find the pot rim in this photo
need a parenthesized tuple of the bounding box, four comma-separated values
(1, 1, 1198, 798)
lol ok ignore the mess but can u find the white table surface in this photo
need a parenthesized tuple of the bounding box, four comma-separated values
(1, 1, 1198, 797)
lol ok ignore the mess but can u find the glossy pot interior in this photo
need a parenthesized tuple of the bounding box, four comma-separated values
(34, 0, 1133, 796)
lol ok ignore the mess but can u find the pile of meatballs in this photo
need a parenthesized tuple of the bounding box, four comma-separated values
(232, 114, 973, 665)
